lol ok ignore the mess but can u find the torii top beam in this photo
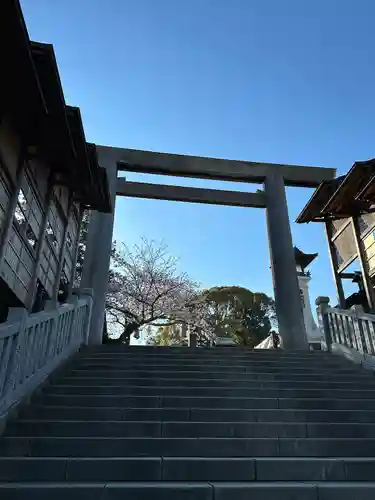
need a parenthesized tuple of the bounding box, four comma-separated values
(97, 146, 336, 188)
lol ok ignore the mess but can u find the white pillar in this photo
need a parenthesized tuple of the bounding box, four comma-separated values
(81, 148, 117, 345)
(264, 173, 308, 350)
(298, 274, 320, 344)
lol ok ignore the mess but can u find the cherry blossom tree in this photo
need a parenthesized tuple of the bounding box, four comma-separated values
(106, 238, 199, 344)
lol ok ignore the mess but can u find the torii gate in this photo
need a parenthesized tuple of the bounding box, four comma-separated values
(81, 145, 335, 350)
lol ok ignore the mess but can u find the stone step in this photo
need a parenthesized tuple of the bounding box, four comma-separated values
(8, 420, 375, 438)
(57, 371, 372, 382)
(0, 457, 161, 482)
(275, 398, 375, 410)
(82, 345, 332, 357)
(190, 408, 375, 423)
(23, 406, 190, 421)
(83, 348, 332, 357)
(0, 482, 213, 500)
(75, 354, 344, 363)
(2, 436, 375, 457)
(51, 378, 374, 390)
(0, 482, 276, 500)
(161, 458, 375, 482)
(86, 344, 332, 358)
(65, 370, 370, 383)
(1, 482, 375, 500)
(68, 366, 363, 376)
(80, 348, 335, 355)
(40, 384, 375, 400)
(37, 394, 375, 410)
(0, 457, 374, 482)
(22, 405, 375, 422)
(78, 356, 339, 366)
(72, 359, 352, 370)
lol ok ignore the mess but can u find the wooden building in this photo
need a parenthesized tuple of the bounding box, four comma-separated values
(296, 158, 375, 311)
(0, 1, 111, 318)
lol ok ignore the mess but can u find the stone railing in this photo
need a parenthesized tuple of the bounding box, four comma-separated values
(316, 296, 375, 369)
(0, 290, 92, 420)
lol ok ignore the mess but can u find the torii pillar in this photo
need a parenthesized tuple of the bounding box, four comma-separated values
(265, 173, 308, 350)
(81, 146, 118, 345)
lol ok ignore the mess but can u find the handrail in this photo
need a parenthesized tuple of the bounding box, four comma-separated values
(316, 296, 375, 357)
(0, 290, 92, 419)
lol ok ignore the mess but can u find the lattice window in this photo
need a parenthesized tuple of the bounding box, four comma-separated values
(0, 170, 11, 239)
(366, 240, 375, 260)
(0, 170, 44, 303)
(369, 256, 375, 276)
(1, 226, 34, 302)
(63, 210, 79, 284)
(358, 213, 375, 238)
(37, 198, 66, 297)
(53, 184, 70, 216)
(46, 199, 64, 256)
(14, 172, 43, 251)
(331, 218, 348, 237)
(38, 238, 59, 297)
(363, 229, 375, 278)
(26, 159, 48, 204)
(332, 223, 357, 270)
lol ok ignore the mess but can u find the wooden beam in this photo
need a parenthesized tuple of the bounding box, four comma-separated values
(351, 216, 375, 311)
(325, 221, 346, 308)
(116, 179, 267, 208)
(340, 272, 358, 279)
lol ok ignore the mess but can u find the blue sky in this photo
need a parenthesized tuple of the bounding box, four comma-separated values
(21, 0, 375, 305)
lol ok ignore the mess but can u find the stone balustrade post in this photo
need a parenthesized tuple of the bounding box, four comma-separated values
(316, 296, 331, 352)
(350, 304, 366, 353)
(78, 288, 94, 345)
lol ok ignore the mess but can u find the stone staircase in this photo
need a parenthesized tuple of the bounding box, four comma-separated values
(1, 346, 375, 498)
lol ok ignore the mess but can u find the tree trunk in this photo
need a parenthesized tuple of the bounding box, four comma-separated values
(119, 322, 140, 344)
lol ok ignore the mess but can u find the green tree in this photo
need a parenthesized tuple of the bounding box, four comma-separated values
(147, 323, 188, 346)
(198, 286, 276, 348)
